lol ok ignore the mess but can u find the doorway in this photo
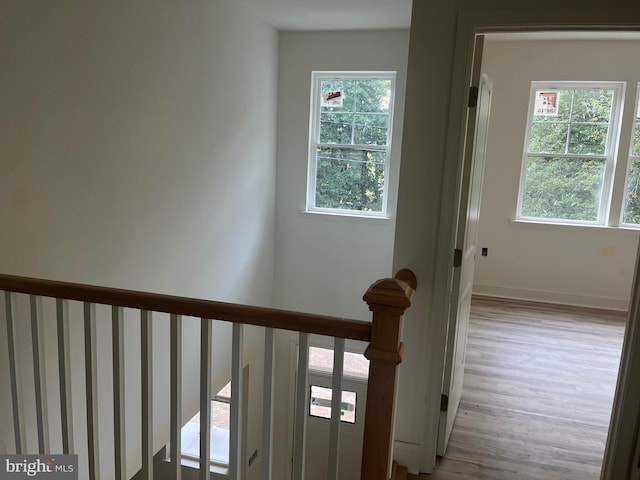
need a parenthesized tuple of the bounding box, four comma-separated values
(437, 28, 640, 479)
(305, 371, 367, 480)
(291, 344, 370, 480)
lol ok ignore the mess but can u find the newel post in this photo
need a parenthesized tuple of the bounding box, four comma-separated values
(361, 269, 417, 480)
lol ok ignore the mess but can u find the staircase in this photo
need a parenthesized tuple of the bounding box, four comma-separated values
(0, 270, 416, 479)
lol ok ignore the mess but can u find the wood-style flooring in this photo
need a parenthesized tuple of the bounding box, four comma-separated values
(410, 296, 627, 480)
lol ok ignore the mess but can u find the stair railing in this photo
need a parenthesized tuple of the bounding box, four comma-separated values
(0, 269, 415, 480)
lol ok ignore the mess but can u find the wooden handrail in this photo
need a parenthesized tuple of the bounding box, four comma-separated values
(0, 274, 371, 342)
(2, 270, 417, 480)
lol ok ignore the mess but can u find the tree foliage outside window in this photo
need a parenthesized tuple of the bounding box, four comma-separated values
(622, 97, 640, 225)
(519, 85, 619, 223)
(308, 73, 395, 215)
(521, 156, 605, 221)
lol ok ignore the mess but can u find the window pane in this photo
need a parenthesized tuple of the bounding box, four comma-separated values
(320, 113, 354, 144)
(315, 147, 386, 212)
(353, 113, 389, 145)
(319, 80, 391, 146)
(633, 124, 640, 157)
(355, 79, 391, 113)
(533, 89, 572, 123)
(528, 88, 614, 155)
(623, 159, 640, 224)
(528, 123, 568, 154)
(568, 124, 609, 155)
(521, 156, 605, 222)
(320, 79, 355, 113)
(180, 399, 230, 465)
(309, 386, 357, 424)
(570, 89, 613, 124)
(309, 346, 370, 378)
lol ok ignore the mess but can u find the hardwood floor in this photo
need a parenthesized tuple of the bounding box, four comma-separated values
(410, 296, 627, 480)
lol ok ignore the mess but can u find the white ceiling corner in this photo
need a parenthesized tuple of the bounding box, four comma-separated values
(234, 0, 413, 31)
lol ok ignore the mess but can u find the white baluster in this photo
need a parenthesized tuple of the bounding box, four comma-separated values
(141, 310, 153, 480)
(112, 306, 126, 480)
(170, 314, 183, 480)
(230, 323, 244, 479)
(56, 298, 74, 454)
(199, 318, 212, 480)
(261, 328, 275, 480)
(30, 295, 49, 453)
(84, 302, 100, 480)
(292, 333, 309, 480)
(4, 292, 25, 453)
(327, 338, 345, 480)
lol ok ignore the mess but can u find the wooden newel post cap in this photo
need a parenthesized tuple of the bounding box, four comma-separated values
(363, 269, 416, 311)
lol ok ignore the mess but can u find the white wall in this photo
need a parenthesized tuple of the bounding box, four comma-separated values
(273, 29, 409, 319)
(0, 1, 278, 479)
(0, 0, 277, 303)
(474, 38, 640, 310)
(272, 29, 409, 479)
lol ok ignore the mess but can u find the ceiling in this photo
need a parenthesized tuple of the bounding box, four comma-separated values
(234, 0, 413, 31)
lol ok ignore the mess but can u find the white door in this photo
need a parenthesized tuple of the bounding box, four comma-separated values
(437, 36, 492, 455)
(304, 372, 367, 480)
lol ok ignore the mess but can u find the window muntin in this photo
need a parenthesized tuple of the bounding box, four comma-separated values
(622, 85, 640, 225)
(517, 83, 623, 224)
(307, 72, 395, 216)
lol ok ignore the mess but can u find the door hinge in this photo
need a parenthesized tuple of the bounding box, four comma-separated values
(468, 86, 479, 108)
(453, 248, 463, 268)
(440, 394, 449, 412)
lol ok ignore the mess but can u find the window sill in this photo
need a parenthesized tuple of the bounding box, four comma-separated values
(160, 456, 229, 477)
(302, 209, 392, 223)
(178, 457, 229, 476)
(510, 218, 640, 234)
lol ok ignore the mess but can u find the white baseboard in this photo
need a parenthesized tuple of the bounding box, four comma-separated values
(393, 440, 429, 475)
(473, 283, 629, 311)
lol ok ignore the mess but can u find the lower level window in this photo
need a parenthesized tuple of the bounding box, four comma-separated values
(181, 382, 231, 466)
(309, 385, 357, 424)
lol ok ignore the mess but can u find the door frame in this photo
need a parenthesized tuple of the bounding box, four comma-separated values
(436, 7, 640, 479)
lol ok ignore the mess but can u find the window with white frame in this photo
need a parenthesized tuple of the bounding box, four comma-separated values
(180, 382, 231, 467)
(517, 82, 624, 224)
(307, 72, 396, 216)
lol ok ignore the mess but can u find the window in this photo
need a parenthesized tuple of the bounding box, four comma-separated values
(307, 72, 396, 216)
(309, 385, 357, 424)
(180, 382, 231, 467)
(307, 346, 368, 425)
(517, 82, 624, 224)
(309, 346, 370, 379)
